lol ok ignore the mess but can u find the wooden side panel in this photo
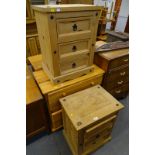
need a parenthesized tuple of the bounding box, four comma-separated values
(26, 100, 48, 138)
(89, 10, 101, 66)
(63, 110, 78, 154)
(94, 54, 109, 72)
(48, 13, 61, 76)
(34, 11, 55, 75)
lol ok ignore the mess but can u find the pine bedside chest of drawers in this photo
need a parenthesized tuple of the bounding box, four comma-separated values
(32, 4, 102, 83)
(94, 48, 129, 98)
(60, 85, 124, 155)
(28, 54, 105, 132)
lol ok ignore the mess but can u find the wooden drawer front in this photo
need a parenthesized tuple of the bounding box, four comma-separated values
(48, 76, 103, 113)
(105, 76, 129, 90)
(83, 115, 116, 150)
(109, 55, 129, 69)
(109, 84, 129, 98)
(60, 54, 89, 75)
(106, 65, 129, 82)
(59, 39, 90, 57)
(57, 17, 93, 43)
(84, 115, 116, 141)
(50, 109, 63, 132)
(84, 130, 111, 150)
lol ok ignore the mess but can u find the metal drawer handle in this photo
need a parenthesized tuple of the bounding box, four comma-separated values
(72, 45, 77, 52)
(117, 81, 123, 85)
(72, 62, 76, 68)
(123, 59, 128, 62)
(115, 90, 121, 94)
(120, 72, 126, 76)
(72, 24, 77, 31)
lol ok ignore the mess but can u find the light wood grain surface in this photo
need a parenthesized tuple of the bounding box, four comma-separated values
(28, 54, 42, 71)
(32, 4, 102, 12)
(60, 85, 124, 130)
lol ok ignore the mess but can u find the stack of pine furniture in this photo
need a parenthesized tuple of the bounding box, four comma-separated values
(26, 6, 128, 155)
(32, 4, 102, 83)
(29, 4, 104, 132)
(60, 85, 124, 155)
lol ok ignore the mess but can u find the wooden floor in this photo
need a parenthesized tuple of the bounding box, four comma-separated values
(26, 95, 129, 155)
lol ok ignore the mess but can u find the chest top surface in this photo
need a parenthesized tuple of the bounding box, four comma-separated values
(98, 48, 129, 60)
(60, 85, 124, 130)
(32, 4, 102, 13)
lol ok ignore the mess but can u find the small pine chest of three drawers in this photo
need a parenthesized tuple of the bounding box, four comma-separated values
(32, 4, 102, 83)
(60, 85, 124, 155)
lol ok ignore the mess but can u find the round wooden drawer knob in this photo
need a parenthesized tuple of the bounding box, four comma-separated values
(62, 92, 66, 97)
(91, 82, 95, 86)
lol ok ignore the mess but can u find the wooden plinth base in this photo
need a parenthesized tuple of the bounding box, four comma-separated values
(42, 63, 94, 84)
